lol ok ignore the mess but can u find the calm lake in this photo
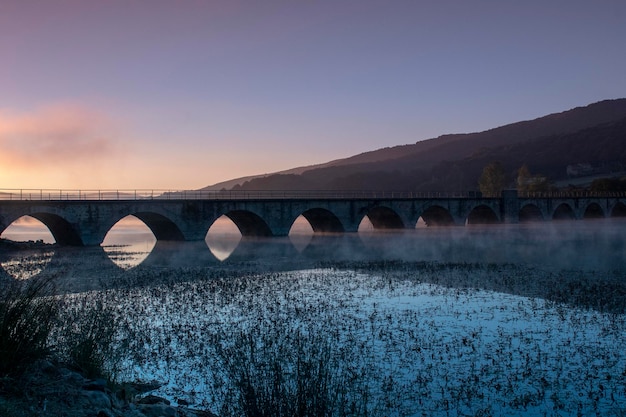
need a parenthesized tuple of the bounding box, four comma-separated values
(1, 218, 626, 416)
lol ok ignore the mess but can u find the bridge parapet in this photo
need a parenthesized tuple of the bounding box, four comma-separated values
(0, 189, 479, 201)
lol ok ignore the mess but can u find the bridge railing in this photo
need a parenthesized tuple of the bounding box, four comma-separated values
(518, 190, 626, 198)
(2, 189, 625, 201)
(0, 189, 475, 201)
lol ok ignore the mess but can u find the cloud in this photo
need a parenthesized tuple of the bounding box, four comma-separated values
(0, 104, 119, 167)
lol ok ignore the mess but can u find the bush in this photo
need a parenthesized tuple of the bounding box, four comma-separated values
(56, 296, 125, 380)
(0, 277, 58, 377)
(0, 399, 28, 417)
(215, 324, 365, 417)
(0, 275, 125, 381)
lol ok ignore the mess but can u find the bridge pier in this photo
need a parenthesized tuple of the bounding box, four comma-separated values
(501, 190, 520, 224)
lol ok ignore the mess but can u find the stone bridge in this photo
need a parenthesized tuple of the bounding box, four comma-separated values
(0, 190, 625, 246)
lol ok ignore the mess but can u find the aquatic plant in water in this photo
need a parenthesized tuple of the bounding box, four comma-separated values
(61, 266, 626, 416)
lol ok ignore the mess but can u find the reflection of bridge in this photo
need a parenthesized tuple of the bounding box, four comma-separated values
(1, 189, 625, 246)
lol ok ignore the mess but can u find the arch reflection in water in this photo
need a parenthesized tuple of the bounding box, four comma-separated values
(101, 215, 156, 269)
(358, 216, 375, 232)
(0, 250, 55, 280)
(288, 215, 314, 252)
(205, 215, 242, 261)
(415, 216, 427, 228)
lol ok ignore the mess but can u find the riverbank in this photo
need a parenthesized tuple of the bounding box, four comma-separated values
(0, 360, 216, 417)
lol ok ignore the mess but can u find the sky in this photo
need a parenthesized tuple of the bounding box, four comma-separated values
(1, 0, 625, 191)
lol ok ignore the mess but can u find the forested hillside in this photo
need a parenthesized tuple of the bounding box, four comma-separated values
(203, 99, 626, 192)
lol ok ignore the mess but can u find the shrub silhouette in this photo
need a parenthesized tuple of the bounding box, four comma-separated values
(0, 277, 58, 377)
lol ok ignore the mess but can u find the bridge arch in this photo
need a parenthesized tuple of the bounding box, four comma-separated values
(419, 205, 455, 227)
(552, 203, 575, 220)
(298, 208, 344, 233)
(583, 203, 605, 219)
(0, 207, 84, 246)
(519, 204, 544, 222)
(361, 206, 405, 230)
(131, 212, 185, 241)
(18, 212, 83, 246)
(610, 202, 626, 217)
(466, 204, 500, 225)
(223, 210, 272, 237)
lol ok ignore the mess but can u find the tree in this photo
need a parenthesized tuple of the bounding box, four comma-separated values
(478, 162, 506, 197)
(517, 164, 532, 192)
(517, 164, 553, 193)
(590, 177, 626, 192)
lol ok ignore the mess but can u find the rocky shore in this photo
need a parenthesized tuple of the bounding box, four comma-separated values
(0, 360, 217, 417)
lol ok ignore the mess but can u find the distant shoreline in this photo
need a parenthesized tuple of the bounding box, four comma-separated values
(0, 238, 56, 251)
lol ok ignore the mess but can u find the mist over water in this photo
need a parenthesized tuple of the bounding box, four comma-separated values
(2, 217, 626, 281)
(357, 219, 626, 271)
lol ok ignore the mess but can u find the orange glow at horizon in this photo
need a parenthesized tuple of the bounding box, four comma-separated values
(0, 103, 342, 191)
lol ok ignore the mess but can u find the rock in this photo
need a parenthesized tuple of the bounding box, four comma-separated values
(60, 367, 86, 386)
(84, 389, 112, 410)
(37, 359, 59, 376)
(121, 408, 146, 417)
(184, 409, 220, 417)
(177, 397, 190, 406)
(129, 380, 163, 393)
(138, 404, 177, 417)
(0, 361, 220, 417)
(137, 394, 171, 406)
(84, 378, 108, 392)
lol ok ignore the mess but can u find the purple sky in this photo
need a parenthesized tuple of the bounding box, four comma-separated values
(1, 0, 625, 190)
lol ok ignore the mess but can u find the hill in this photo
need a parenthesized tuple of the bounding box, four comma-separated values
(201, 99, 626, 192)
